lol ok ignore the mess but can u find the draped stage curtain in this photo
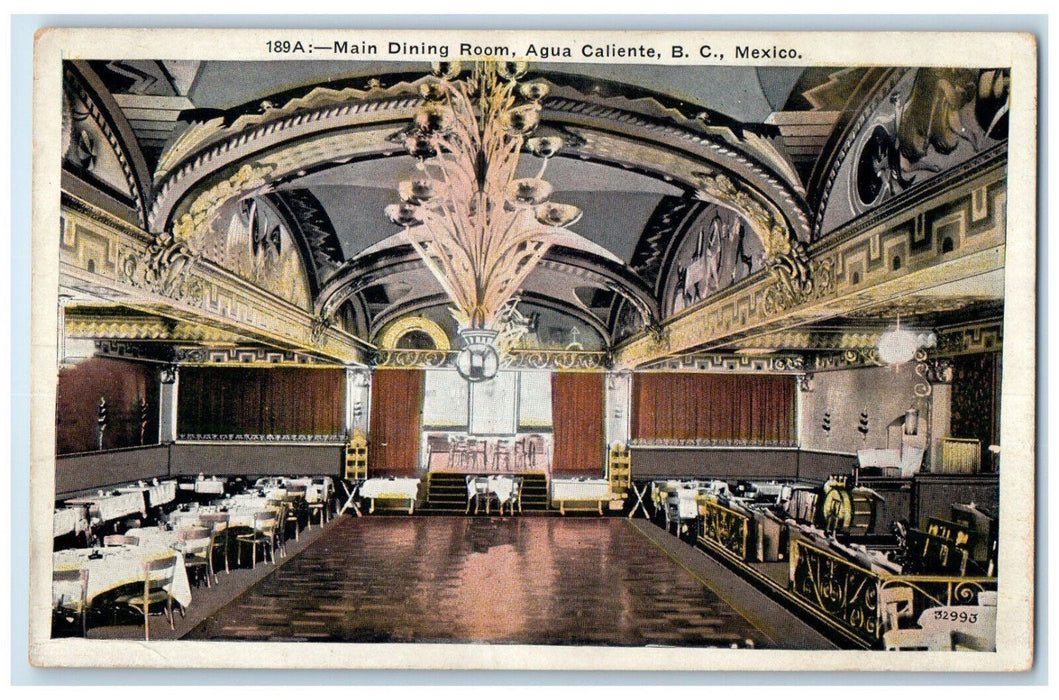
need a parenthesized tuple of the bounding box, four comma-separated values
(369, 368, 425, 476)
(551, 372, 605, 475)
(631, 373, 795, 445)
(178, 367, 344, 438)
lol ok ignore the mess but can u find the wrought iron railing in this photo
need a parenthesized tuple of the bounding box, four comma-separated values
(789, 539, 999, 648)
(789, 539, 882, 645)
(697, 498, 750, 561)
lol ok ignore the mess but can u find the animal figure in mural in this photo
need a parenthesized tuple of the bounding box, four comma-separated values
(674, 212, 758, 313)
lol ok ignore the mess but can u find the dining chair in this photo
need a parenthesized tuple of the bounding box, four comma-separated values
(307, 480, 330, 528)
(285, 489, 307, 541)
(103, 534, 140, 547)
(504, 477, 524, 515)
(177, 526, 215, 588)
(52, 567, 90, 638)
(197, 512, 230, 575)
(267, 499, 288, 559)
(126, 554, 178, 641)
(236, 511, 279, 568)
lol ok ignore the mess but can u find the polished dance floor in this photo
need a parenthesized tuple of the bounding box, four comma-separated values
(185, 516, 774, 647)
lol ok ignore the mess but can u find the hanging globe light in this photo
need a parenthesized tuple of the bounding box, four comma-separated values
(877, 322, 919, 365)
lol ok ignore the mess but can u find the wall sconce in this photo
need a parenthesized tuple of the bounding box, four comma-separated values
(903, 407, 919, 435)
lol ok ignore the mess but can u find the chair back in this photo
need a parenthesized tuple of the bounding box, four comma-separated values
(198, 512, 230, 531)
(103, 534, 140, 547)
(254, 510, 278, 533)
(177, 527, 213, 556)
(53, 567, 89, 606)
(141, 554, 178, 592)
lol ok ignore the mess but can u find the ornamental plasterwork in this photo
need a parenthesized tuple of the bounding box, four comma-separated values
(935, 321, 1003, 357)
(64, 69, 148, 227)
(149, 92, 810, 245)
(61, 199, 367, 364)
(642, 353, 805, 373)
(66, 316, 245, 344)
(613, 156, 1006, 369)
(173, 346, 344, 367)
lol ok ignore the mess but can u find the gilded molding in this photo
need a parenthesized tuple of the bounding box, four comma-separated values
(614, 159, 1006, 369)
(60, 198, 368, 364)
(642, 353, 805, 373)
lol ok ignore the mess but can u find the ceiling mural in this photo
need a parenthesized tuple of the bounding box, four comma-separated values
(207, 196, 313, 310)
(816, 67, 1010, 237)
(58, 59, 1009, 368)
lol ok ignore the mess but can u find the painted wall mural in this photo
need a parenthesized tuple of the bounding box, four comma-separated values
(663, 204, 765, 316)
(203, 196, 312, 310)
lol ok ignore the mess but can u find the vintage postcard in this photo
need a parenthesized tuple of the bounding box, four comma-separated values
(28, 27, 1037, 671)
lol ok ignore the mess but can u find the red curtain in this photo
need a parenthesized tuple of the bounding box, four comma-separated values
(632, 373, 794, 445)
(178, 367, 344, 438)
(551, 372, 605, 475)
(369, 369, 424, 476)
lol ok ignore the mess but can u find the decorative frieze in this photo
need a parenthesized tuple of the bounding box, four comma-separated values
(935, 321, 1003, 357)
(643, 353, 805, 373)
(615, 153, 1006, 369)
(631, 437, 797, 447)
(173, 346, 344, 367)
(177, 433, 345, 443)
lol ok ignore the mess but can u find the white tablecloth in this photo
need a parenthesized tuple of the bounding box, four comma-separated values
(167, 496, 276, 530)
(550, 478, 610, 500)
(53, 507, 88, 538)
(255, 476, 333, 503)
(360, 478, 420, 500)
(66, 491, 147, 523)
(467, 475, 517, 504)
(117, 481, 178, 508)
(53, 544, 192, 608)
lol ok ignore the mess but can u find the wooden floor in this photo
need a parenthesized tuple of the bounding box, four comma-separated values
(184, 516, 785, 648)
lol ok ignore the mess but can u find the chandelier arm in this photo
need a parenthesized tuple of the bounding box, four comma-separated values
(479, 208, 523, 272)
(404, 232, 474, 311)
(419, 210, 479, 293)
(483, 240, 554, 313)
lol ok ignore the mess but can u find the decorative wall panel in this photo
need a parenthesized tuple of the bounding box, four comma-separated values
(56, 356, 160, 455)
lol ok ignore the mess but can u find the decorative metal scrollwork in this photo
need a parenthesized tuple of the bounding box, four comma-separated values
(698, 500, 750, 561)
(790, 541, 882, 645)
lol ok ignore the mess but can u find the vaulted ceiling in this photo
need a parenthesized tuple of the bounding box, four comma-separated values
(60, 59, 1008, 366)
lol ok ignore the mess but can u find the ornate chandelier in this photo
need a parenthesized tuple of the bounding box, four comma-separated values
(385, 61, 581, 381)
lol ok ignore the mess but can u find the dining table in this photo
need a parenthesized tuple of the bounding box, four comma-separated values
(53, 506, 88, 538)
(178, 477, 228, 495)
(116, 480, 178, 509)
(359, 477, 420, 514)
(65, 490, 147, 524)
(166, 495, 278, 531)
(465, 475, 518, 514)
(53, 542, 192, 609)
(254, 476, 333, 503)
(550, 477, 613, 515)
